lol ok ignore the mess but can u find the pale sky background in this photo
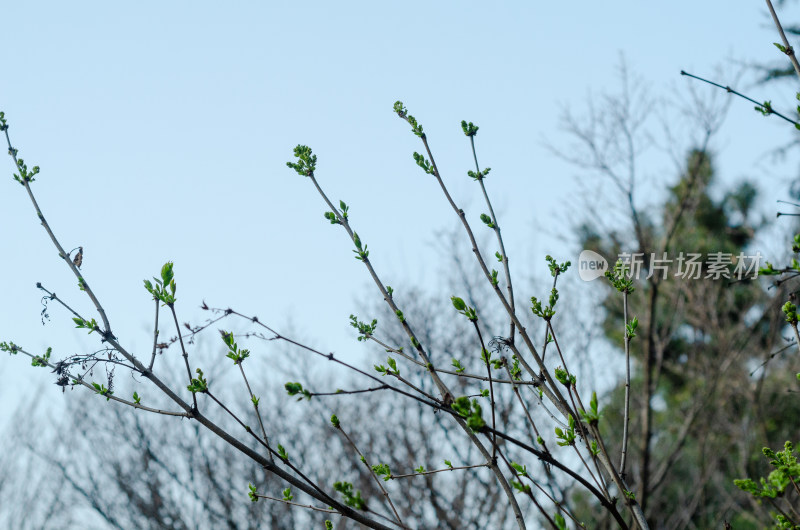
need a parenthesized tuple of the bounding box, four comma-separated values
(2, 1, 799, 436)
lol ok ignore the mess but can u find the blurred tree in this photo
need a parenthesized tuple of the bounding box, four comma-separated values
(0, 280, 571, 529)
(0, 346, 341, 529)
(568, 133, 797, 527)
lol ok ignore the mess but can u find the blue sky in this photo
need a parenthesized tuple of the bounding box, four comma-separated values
(2, 1, 799, 428)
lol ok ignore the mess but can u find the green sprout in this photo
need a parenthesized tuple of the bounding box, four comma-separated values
(31, 347, 52, 367)
(286, 144, 317, 176)
(451, 296, 478, 322)
(12, 158, 39, 185)
(467, 167, 491, 181)
(349, 315, 377, 341)
(452, 358, 466, 373)
(372, 463, 392, 481)
(782, 301, 798, 324)
(374, 356, 399, 376)
(759, 261, 779, 276)
(451, 396, 486, 431)
(277, 444, 289, 461)
(248, 483, 258, 502)
(221, 331, 250, 364)
(756, 100, 774, 116)
(530, 288, 558, 320)
(509, 356, 522, 380)
(413, 151, 434, 175)
(92, 382, 113, 401)
(511, 480, 531, 494)
(393, 101, 424, 138)
(511, 462, 528, 477)
(187, 368, 208, 393)
(72, 317, 99, 334)
(143, 262, 177, 305)
(0, 341, 19, 354)
(324, 200, 349, 225)
(580, 391, 601, 426)
(626, 317, 639, 339)
(460, 120, 479, 137)
(352, 232, 369, 261)
(333, 481, 366, 510)
(555, 414, 577, 447)
(546, 255, 571, 277)
(554, 366, 576, 387)
(284, 382, 312, 401)
(605, 260, 634, 294)
(735, 441, 800, 500)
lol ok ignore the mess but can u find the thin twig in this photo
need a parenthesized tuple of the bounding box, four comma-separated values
(334, 423, 406, 528)
(219, 309, 447, 411)
(620, 290, 632, 478)
(468, 133, 517, 343)
(9, 345, 190, 417)
(487, 443, 556, 528)
(680, 71, 799, 126)
(750, 342, 797, 375)
(148, 298, 160, 372)
(471, 319, 497, 461)
(390, 463, 489, 479)
(367, 334, 540, 384)
(306, 171, 454, 405)
(203, 390, 337, 505)
(407, 120, 578, 429)
(486, 427, 629, 528)
(170, 305, 198, 411)
(502, 363, 551, 465)
(36, 283, 85, 321)
(4, 127, 113, 337)
(250, 494, 338, 514)
(766, 0, 800, 81)
(236, 362, 275, 463)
